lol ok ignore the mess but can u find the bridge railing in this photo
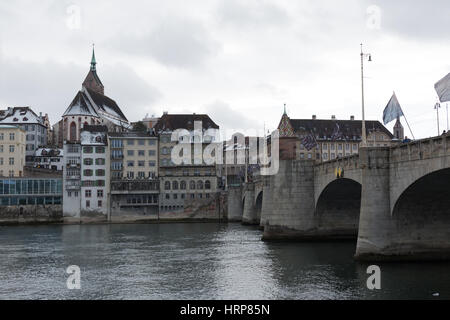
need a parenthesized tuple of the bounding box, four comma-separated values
(314, 154, 360, 173)
(390, 134, 450, 163)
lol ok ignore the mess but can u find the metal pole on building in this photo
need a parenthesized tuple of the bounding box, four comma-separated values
(360, 44, 372, 147)
(447, 103, 449, 131)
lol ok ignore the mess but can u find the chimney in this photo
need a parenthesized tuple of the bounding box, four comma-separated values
(350, 115, 355, 121)
(331, 115, 336, 120)
(312, 115, 317, 120)
(163, 111, 168, 115)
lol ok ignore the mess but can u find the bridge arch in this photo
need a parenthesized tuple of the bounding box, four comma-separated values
(315, 178, 361, 237)
(392, 168, 450, 247)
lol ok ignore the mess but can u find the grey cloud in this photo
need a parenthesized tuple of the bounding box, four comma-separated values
(112, 17, 220, 68)
(204, 100, 261, 133)
(367, 0, 450, 40)
(0, 55, 162, 125)
(217, 0, 290, 28)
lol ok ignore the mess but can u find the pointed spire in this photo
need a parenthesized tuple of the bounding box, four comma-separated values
(283, 103, 287, 115)
(90, 44, 97, 71)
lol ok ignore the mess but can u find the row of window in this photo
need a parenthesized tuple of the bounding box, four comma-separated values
(0, 133, 16, 141)
(83, 169, 105, 177)
(83, 158, 106, 165)
(0, 170, 18, 177)
(0, 179, 62, 195)
(111, 139, 157, 147)
(163, 193, 211, 200)
(164, 180, 212, 190)
(125, 150, 157, 157)
(83, 146, 105, 154)
(84, 190, 104, 198)
(126, 160, 156, 167)
(0, 157, 16, 165)
(81, 180, 106, 187)
(0, 196, 61, 206)
(124, 195, 158, 205)
(112, 171, 158, 179)
(163, 169, 214, 176)
(0, 145, 16, 153)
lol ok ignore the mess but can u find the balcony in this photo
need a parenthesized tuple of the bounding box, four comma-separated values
(66, 175, 80, 180)
(111, 155, 124, 160)
(65, 183, 80, 190)
(66, 163, 80, 169)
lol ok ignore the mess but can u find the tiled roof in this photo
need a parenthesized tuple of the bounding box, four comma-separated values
(154, 114, 219, 132)
(84, 87, 128, 122)
(288, 119, 394, 141)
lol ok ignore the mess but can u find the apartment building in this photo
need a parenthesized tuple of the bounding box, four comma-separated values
(108, 132, 159, 215)
(154, 113, 220, 213)
(80, 126, 109, 216)
(0, 107, 48, 164)
(33, 148, 63, 171)
(62, 125, 109, 217)
(0, 125, 26, 177)
(62, 140, 81, 217)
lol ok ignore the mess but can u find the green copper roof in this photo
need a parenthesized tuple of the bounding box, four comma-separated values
(91, 46, 97, 71)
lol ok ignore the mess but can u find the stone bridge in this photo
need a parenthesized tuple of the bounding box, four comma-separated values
(229, 134, 450, 261)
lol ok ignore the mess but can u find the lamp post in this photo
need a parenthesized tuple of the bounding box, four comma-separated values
(435, 102, 441, 135)
(360, 44, 372, 147)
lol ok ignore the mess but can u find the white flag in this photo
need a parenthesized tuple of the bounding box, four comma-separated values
(435, 73, 450, 103)
(383, 92, 404, 125)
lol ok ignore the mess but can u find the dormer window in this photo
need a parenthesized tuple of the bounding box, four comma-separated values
(23, 117, 28, 121)
(13, 118, 18, 122)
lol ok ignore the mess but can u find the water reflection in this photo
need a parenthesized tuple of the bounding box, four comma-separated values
(0, 223, 449, 300)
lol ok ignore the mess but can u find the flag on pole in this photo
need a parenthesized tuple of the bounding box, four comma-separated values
(435, 73, 450, 103)
(301, 133, 318, 151)
(331, 123, 344, 140)
(383, 92, 404, 125)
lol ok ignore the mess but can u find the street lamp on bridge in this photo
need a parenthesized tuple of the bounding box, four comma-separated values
(360, 43, 372, 147)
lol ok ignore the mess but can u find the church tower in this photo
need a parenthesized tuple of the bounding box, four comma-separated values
(82, 46, 104, 95)
(393, 117, 404, 140)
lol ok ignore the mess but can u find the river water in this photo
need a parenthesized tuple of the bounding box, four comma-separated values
(0, 223, 449, 300)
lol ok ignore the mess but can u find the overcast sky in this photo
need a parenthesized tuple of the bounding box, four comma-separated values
(1, 0, 449, 139)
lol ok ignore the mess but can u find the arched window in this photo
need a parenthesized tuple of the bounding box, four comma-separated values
(205, 180, 211, 190)
(180, 181, 186, 190)
(190, 181, 196, 190)
(197, 181, 204, 190)
(165, 181, 171, 190)
(70, 122, 77, 141)
(172, 181, 179, 190)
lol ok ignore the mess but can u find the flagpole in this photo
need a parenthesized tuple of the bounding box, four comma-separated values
(360, 44, 367, 147)
(435, 103, 441, 136)
(447, 103, 449, 131)
(402, 112, 415, 140)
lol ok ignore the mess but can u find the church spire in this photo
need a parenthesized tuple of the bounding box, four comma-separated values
(83, 44, 104, 95)
(90, 44, 97, 72)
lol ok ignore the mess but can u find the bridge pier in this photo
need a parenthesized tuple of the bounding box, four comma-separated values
(226, 186, 243, 222)
(356, 147, 450, 261)
(242, 185, 257, 225)
(262, 160, 317, 240)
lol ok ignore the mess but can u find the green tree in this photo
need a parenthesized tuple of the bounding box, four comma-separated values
(132, 121, 147, 132)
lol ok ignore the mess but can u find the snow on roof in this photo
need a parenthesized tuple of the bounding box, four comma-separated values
(80, 130, 107, 146)
(0, 107, 44, 125)
(34, 148, 63, 157)
(63, 91, 99, 117)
